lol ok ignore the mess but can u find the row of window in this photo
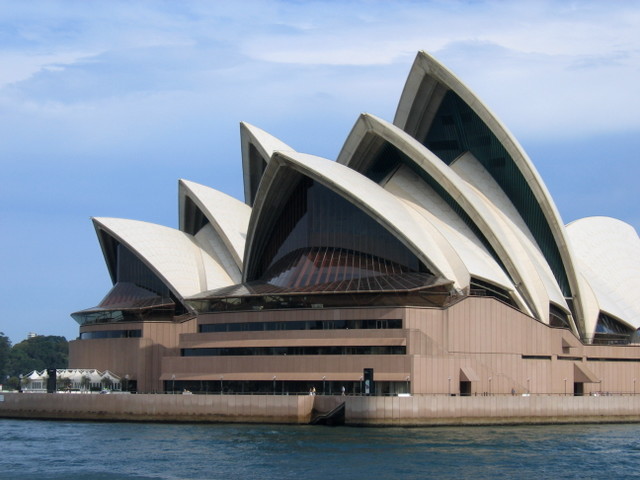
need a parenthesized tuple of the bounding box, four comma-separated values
(80, 329, 142, 340)
(523, 354, 640, 363)
(190, 288, 456, 313)
(181, 346, 406, 356)
(199, 319, 402, 333)
(165, 379, 408, 396)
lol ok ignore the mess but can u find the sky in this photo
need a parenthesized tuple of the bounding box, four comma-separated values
(1, 0, 639, 345)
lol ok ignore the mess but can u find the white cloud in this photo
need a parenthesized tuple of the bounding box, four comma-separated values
(1, 1, 638, 161)
(1, 0, 639, 344)
(0, 51, 98, 88)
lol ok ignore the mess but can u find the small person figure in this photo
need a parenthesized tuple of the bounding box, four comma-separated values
(341, 385, 346, 396)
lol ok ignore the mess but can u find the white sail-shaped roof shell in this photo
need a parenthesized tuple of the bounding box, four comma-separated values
(336, 116, 521, 307)
(392, 50, 585, 335)
(93, 217, 235, 301)
(179, 179, 251, 279)
(244, 150, 470, 289)
(337, 113, 566, 325)
(450, 153, 568, 311)
(567, 217, 640, 331)
(241, 122, 294, 206)
(383, 166, 517, 292)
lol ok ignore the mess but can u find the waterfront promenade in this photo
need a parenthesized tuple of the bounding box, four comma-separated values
(2, 392, 640, 425)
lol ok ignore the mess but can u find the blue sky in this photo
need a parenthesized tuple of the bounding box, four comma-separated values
(1, 0, 638, 345)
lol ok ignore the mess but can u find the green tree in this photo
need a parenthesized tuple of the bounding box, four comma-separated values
(0, 332, 10, 380)
(57, 377, 72, 391)
(7, 336, 68, 377)
(6, 376, 20, 390)
(80, 375, 91, 392)
(101, 376, 113, 390)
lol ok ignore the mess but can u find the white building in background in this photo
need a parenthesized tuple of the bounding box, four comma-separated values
(21, 369, 122, 393)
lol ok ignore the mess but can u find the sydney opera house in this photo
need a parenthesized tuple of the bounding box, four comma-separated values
(69, 51, 640, 397)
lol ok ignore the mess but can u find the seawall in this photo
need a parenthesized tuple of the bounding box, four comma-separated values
(344, 395, 640, 425)
(0, 392, 314, 424)
(1, 392, 640, 425)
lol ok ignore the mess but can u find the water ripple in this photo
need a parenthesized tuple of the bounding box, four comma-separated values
(2, 420, 640, 479)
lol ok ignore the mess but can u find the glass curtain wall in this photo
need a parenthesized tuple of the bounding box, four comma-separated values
(255, 177, 429, 288)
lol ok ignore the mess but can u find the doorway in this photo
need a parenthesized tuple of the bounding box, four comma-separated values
(460, 381, 472, 396)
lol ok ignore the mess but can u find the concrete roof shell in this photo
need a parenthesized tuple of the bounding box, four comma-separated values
(93, 217, 235, 303)
(450, 153, 568, 312)
(240, 122, 294, 206)
(567, 217, 640, 331)
(391, 51, 586, 335)
(382, 165, 522, 304)
(192, 223, 242, 285)
(336, 113, 565, 326)
(178, 179, 251, 272)
(243, 150, 470, 289)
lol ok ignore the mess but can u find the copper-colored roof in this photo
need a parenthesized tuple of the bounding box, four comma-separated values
(72, 282, 174, 314)
(189, 272, 453, 300)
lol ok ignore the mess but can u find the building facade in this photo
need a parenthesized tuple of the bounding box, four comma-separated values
(69, 51, 640, 396)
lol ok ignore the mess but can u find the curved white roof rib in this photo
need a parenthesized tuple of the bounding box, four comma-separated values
(451, 152, 569, 312)
(93, 217, 235, 302)
(391, 51, 586, 335)
(575, 271, 602, 342)
(337, 113, 564, 326)
(240, 122, 295, 206)
(193, 223, 242, 285)
(244, 150, 470, 289)
(337, 116, 518, 304)
(178, 179, 251, 275)
(384, 165, 520, 299)
(567, 217, 640, 331)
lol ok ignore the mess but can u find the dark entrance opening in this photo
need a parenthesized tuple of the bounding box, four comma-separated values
(573, 382, 584, 396)
(46, 368, 57, 393)
(460, 381, 472, 396)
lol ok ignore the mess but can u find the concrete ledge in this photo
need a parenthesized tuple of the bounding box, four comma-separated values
(346, 395, 640, 426)
(0, 393, 315, 424)
(2, 393, 640, 426)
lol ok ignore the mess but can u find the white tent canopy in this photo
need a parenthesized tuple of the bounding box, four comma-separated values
(21, 369, 122, 393)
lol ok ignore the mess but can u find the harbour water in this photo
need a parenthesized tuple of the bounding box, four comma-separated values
(2, 419, 640, 479)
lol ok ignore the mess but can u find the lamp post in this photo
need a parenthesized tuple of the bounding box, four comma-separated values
(563, 378, 567, 396)
(406, 375, 410, 394)
(359, 376, 363, 396)
(527, 378, 530, 394)
(171, 374, 175, 394)
(220, 376, 224, 395)
(448, 377, 451, 396)
(322, 376, 326, 395)
(488, 377, 492, 396)
(273, 376, 276, 395)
